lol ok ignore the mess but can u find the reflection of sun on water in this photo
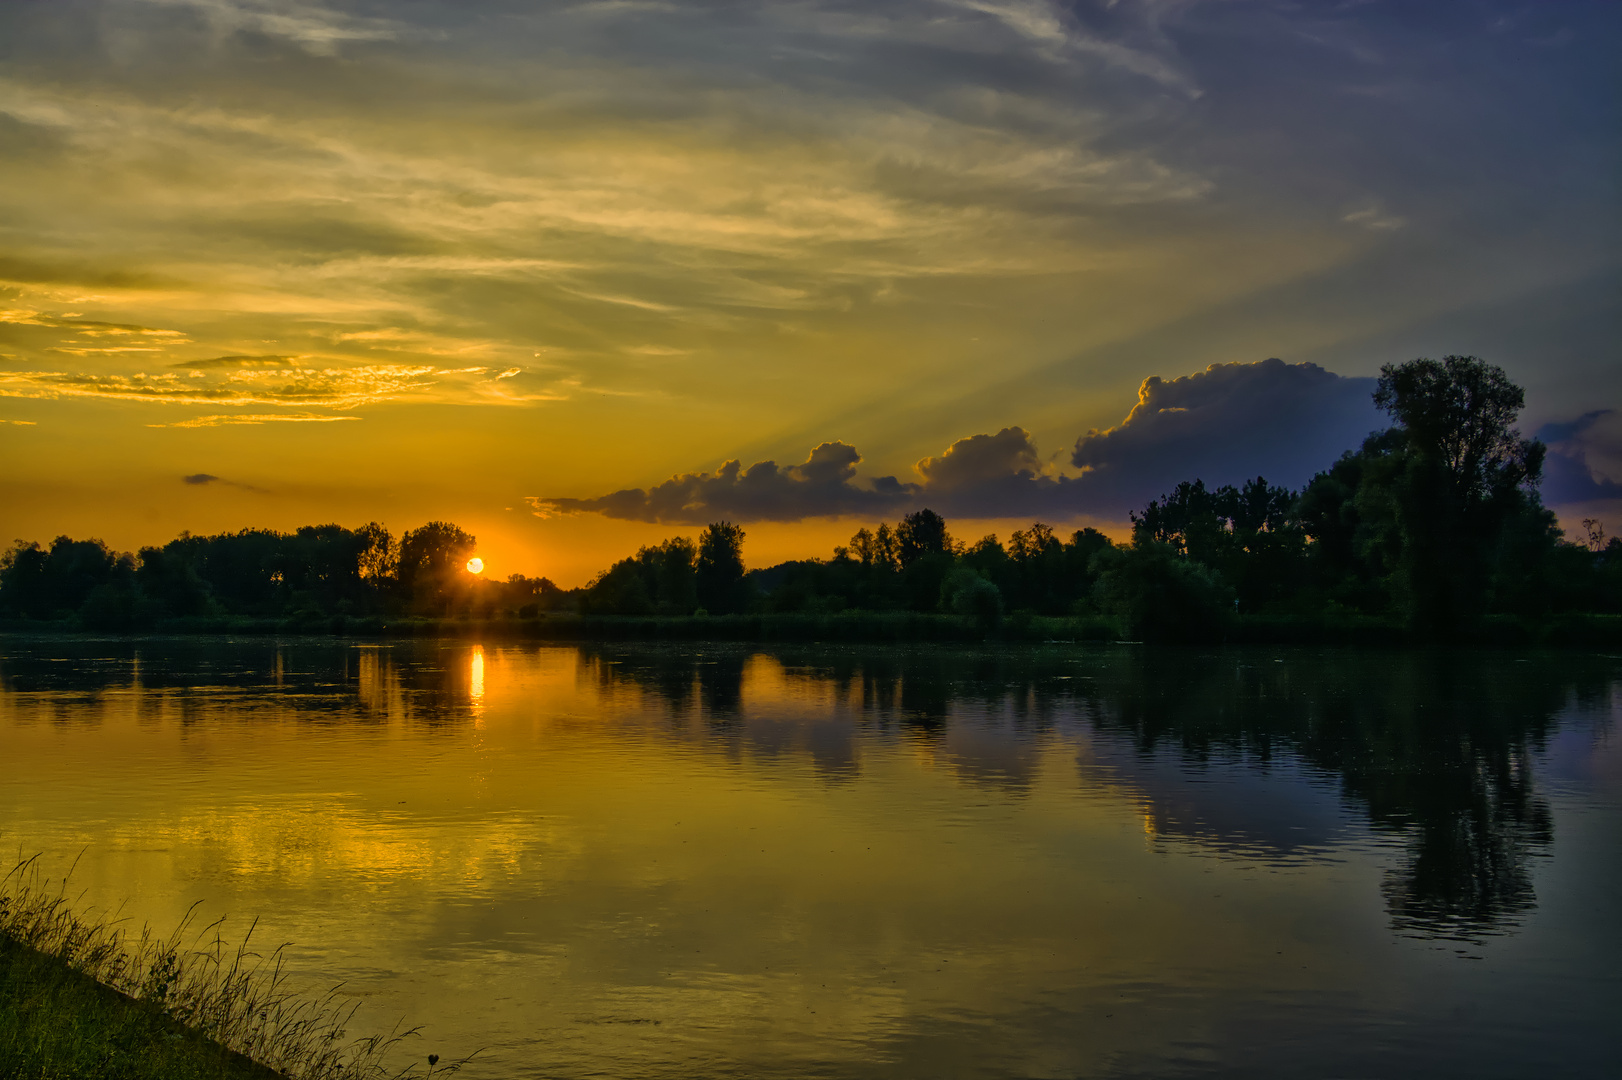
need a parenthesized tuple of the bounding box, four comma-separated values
(470, 645, 485, 712)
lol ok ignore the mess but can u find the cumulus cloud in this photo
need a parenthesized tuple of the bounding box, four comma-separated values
(911, 426, 1080, 518)
(1068, 359, 1382, 507)
(538, 359, 1389, 524)
(530, 441, 917, 524)
(1537, 409, 1622, 504)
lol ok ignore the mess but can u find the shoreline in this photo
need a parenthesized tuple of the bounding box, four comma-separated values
(0, 933, 285, 1080)
(2, 610, 1619, 648)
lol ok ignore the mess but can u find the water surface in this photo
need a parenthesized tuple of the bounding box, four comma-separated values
(1, 638, 1617, 1077)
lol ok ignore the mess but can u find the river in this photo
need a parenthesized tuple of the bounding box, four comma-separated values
(0, 637, 1616, 1077)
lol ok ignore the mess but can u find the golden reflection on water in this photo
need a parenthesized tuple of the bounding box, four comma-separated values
(0, 640, 1615, 1079)
(470, 643, 486, 720)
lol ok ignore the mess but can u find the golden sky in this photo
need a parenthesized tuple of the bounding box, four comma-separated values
(1, 1, 1617, 584)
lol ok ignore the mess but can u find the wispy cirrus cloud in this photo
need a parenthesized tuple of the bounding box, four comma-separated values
(131, 0, 405, 55)
(0, 360, 572, 411)
(151, 412, 361, 428)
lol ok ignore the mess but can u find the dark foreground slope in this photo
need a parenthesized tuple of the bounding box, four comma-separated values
(0, 934, 284, 1080)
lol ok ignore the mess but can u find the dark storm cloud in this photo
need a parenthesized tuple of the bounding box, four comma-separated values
(911, 426, 1078, 518)
(542, 359, 1388, 523)
(1537, 410, 1622, 505)
(1066, 359, 1382, 505)
(531, 441, 917, 525)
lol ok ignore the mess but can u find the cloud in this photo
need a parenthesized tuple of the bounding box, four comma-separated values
(133, 0, 402, 56)
(1341, 203, 1406, 231)
(909, 426, 1079, 517)
(182, 471, 266, 492)
(531, 440, 917, 524)
(539, 359, 1389, 524)
(0, 418, 37, 425)
(1536, 409, 1622, 504)
(149, 412, 361, 428)
(0, 363, 481, 409)
(1066, 359, 1383, 507)
(171, 355, 298, 369)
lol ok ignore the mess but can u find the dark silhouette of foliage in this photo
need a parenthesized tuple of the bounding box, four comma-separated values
(895, 509, 950, 568)
(398, 522, 477, 616)
(697, 521, 749, 614)
(1092, 541, 1235, 642)
(3, 356, 1615, 641)
(583, 536, 698, 616)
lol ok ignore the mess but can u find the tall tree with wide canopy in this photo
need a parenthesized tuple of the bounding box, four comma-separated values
(1369, 356, 1550, 632)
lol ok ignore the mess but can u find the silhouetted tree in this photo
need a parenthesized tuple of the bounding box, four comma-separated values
(1369, 357, 1548, 631)
(697, 521, 748, 614)
(399, 521, 477, 615)
(896, 509, 950, 567)
(0, 537, 129, 620)
(583, 536, 698, 616)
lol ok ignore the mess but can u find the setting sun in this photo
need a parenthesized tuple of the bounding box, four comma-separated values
(466, 557, 484, 575)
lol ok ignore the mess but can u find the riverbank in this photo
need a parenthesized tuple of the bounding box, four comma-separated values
(3, 610, 1620, 647)
(0, 933, 284, 1080)
(0, 857, 463, 1080)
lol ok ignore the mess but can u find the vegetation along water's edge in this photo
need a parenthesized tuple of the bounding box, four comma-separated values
(0, 857, 467, 1080)
(4, 358, 1619, 646)
(4, 610, 1621, 648)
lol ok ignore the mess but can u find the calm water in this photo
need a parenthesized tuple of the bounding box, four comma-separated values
(0, 638, 1617, 1078)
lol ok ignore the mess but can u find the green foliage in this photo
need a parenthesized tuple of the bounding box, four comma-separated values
(0, 857, 468, 1079)
(0, 935, 284, 1080)
(1130, 477, 1307, 613)
(1092, 541, 1235, 643)
(940, 567, 1003, 630)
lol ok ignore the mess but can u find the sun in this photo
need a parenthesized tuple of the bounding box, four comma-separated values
(466, 557, 484, 574)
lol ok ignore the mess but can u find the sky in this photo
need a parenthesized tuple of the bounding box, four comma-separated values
(0, 0, 1617, 585)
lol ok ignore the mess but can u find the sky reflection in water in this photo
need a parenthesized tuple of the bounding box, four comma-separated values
(0, 640, 1617, 1078)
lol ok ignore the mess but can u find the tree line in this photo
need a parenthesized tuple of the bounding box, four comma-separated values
(3, 356, 1619, 639)
(0, 519, 567, 631)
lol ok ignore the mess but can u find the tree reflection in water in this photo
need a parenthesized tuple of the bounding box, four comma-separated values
(581, 644, 1605, 943)
(0, 637, 1610, 944)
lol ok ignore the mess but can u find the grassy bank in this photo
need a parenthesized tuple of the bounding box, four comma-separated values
(0, 933, 284, 1080)
(5, 610, 1622, 647)
(0, 858, 465, 1080)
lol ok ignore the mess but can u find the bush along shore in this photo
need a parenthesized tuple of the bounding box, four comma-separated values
(4, 358, 1620, 646)
(5, 608, 1618, 649)
(0, 856, 469, 1080)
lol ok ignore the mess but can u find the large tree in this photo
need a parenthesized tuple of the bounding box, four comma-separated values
(398, 521, 477, 614)
(696, 521, 748, 614)
(1366, 356, 1549, 631)
(1373, 355, 1544, 502)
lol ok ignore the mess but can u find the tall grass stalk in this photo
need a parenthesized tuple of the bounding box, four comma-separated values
(0, 854, 469, 1079)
